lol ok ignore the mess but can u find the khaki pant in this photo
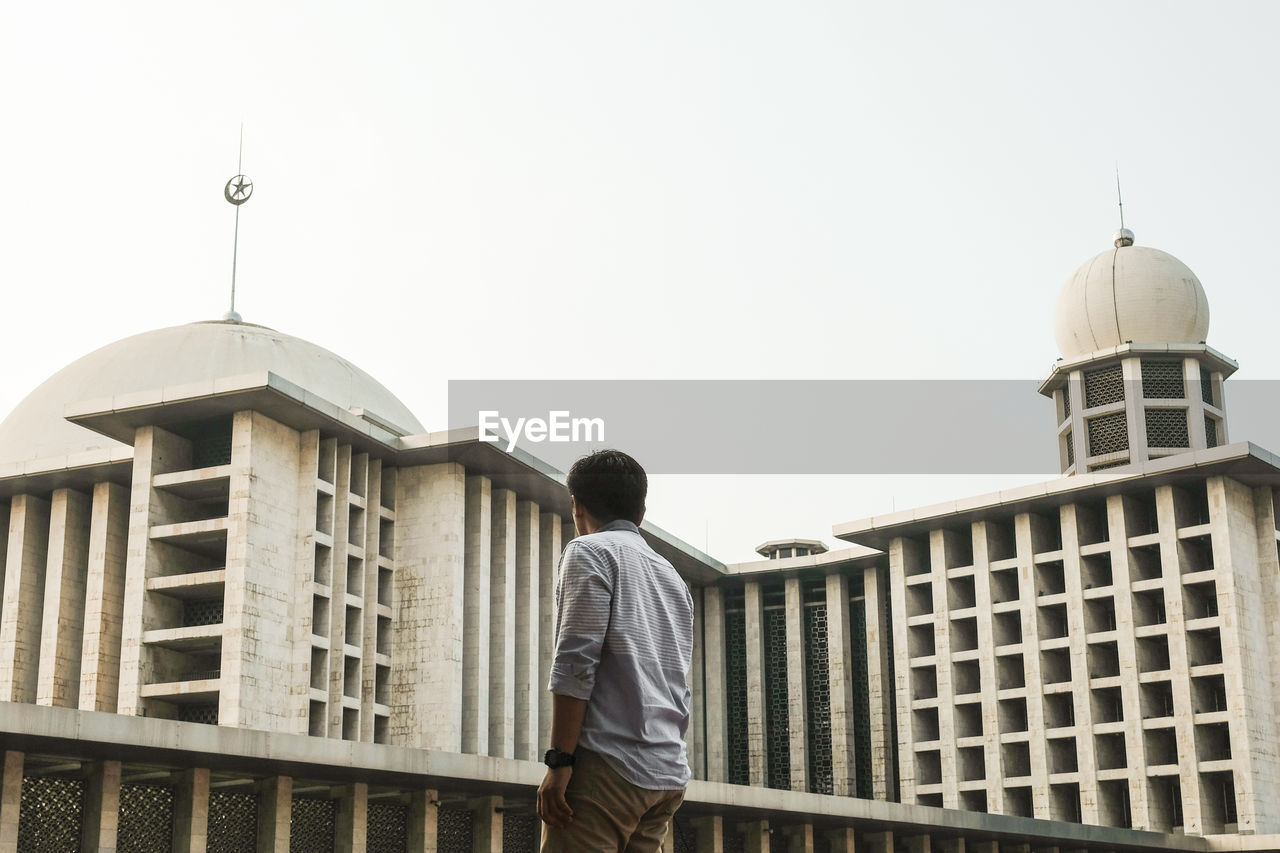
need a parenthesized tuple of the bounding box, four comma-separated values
(541, 749, 685, 853)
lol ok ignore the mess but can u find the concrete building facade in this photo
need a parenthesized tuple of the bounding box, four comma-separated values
(0, 231, 1276, 852)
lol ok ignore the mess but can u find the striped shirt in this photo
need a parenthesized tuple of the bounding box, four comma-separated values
(548, 519, 694, 790)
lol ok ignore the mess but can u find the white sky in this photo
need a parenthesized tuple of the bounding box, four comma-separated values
(2, 2, 1277, 562)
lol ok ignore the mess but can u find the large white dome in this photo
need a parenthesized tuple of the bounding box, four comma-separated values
(1053, 241, 1210, 359)
(0, 321, 424, 466)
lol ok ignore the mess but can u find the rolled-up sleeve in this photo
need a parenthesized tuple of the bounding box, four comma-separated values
(547, 541, 614, 700)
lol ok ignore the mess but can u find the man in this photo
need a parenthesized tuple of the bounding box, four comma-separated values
(538, 449, 694, 852)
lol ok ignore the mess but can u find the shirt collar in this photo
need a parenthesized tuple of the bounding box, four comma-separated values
(598, 519, 640, 534)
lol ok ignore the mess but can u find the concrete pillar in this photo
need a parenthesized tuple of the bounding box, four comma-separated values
(223, 411, 306, 732)
(1057, 505, 1098, 826)
(360, 455, 382, 743)
(489, 489, 517, 758)
(864, 831, 893, 853)
(741, 819, 771, 853)
(970, 523, 1003, 815)
(118, 426, 193, 717)
(335, 783, 368, 853)
(1014, 513, 1050, 820)
(887, 537, 915, 802)
(826, 573, 856, 797)
(0, 494, 51, 702)
(903, 835, 931, 853)
(689, 585, 706, 780)
(405, 790, 438, 853)
(0, 751, 22, 853)
(391, 463, 467, 751)
(79, 483, 130, 712)
(929, 530, 957, 810)
(462, 475, 492, 755)
(784, 577, 808, 792)
(824, 827, 856, 853)
(1155, 484, 1203, 834)
(537, 512, 562, 754)
(256, 776, 291, 853)
(37, 488, 91, 708)
(691, 815, 723, 853)
(172, 768, 210, 853)
(514, 500, 541, 762)
(782, 823, 814, 853)
(326, 443, 354, 738)
(468, 795, 502, 853)
(702, 587, 728, 782)
(81, 759, 121, 853)
(863, 564, 895, 801)
(744, 581, 766, 786)
(294, 430, 322, 738)
(1106, 494, 1150, 831)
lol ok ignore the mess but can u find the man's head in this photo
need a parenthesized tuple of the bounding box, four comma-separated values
(566, 449, 647, 534)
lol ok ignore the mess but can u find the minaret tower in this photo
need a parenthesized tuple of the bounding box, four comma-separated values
(1039, 229, 1237, 475)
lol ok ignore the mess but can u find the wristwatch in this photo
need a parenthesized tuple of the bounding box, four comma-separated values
(543, 747, 576, 769)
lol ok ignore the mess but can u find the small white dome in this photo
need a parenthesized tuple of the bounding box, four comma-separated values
(1053, 241, 1210, 359)
(0, 321, 424, 466)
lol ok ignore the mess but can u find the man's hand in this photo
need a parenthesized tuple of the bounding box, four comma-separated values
(537, 767, 574, 828)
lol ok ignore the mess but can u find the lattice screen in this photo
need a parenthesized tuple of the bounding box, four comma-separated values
(850, 590, 873, 799)
(501, 813, 539, 853)
(290, 797, 335, 853)
(724, 588, 749, 786)
(179, 703, 220, 725)
(1062, 386, 1071, 419)
(189, 417, 235, 468)
(18, 776, 84, 853)
(803, 580, 833, 795)
(1065, 430, 1075, 468)
(723, 827, 746, 853)
(1142, 360, 1185, 399)
(208, 790, 257, 853)
(368, 801, 408, 853)
(1205, 414, 1219, 448)
(437, 806, 474, 853)
(671, 816, 697, 853)
(183, 598, 225, 627)
(118, 783, 174, 853)
(1145, 408, 1189, 448)
(763, 586, 791, 791)
(1084, 364, 1124, 408)
(1090, 460, 1130, 472)
(1200, 366, 1215, 406)
(1088, 412, 1129, 456)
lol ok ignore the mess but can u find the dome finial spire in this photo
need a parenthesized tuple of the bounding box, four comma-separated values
(223, 123, 253, 324)
(1114, 166, 1134, 247)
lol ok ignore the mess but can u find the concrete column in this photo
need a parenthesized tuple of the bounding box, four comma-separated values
(826, 573, 856, 797)
(489, 489, 517, 758)
(405, 790, 438, 853)
(888, 537, 915, 802)
(1120, 357, 1149, 466)
(335, 783, 368, 853)
(36, 489, 91, 708)
(903, 835, 930, 853)
(462, 475, 492, 755)
(929, 530, 957, 809)
(118, 426, 194, 716)
(172, 768, 210, 853)
(784, 577, 808, 792)
(223, 411, 305, 732)
(294, 430, 322, 738)
(689, 585, 705, 780)
(326, 443, 353, 738)
(360, 456, 382, 743)
(691, 815, 723, 853)
(391, 463, 467, 751)
(0, 751, 22, 853)
(863, 564, 895, 801)
(970, 522, 1003, 815)
(824, 827, 856, 853)
(0, 494, 51, 703)
(741, 819, 771, 853)
(1106, 494, 1150, 831)
(1058, 505, 1098, 825)
(744, 581, 766, 787)
(256, 776, 291, 853)
(1014, 513, 1050, 820)
(1155, 484, 1202, 834)
(537, 512, 562, 754)
(1246, 484, 1280, 834)
(702, 586, 728, 783)
(80, 482, 130, 712)
(468, 795, 502, 853)
(81, 760, 121, 853)
(782, 823, 814, 853)
(514, 500, 541, 762)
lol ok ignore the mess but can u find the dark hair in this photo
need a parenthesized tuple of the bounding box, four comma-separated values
(566, 449, 647, 525)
